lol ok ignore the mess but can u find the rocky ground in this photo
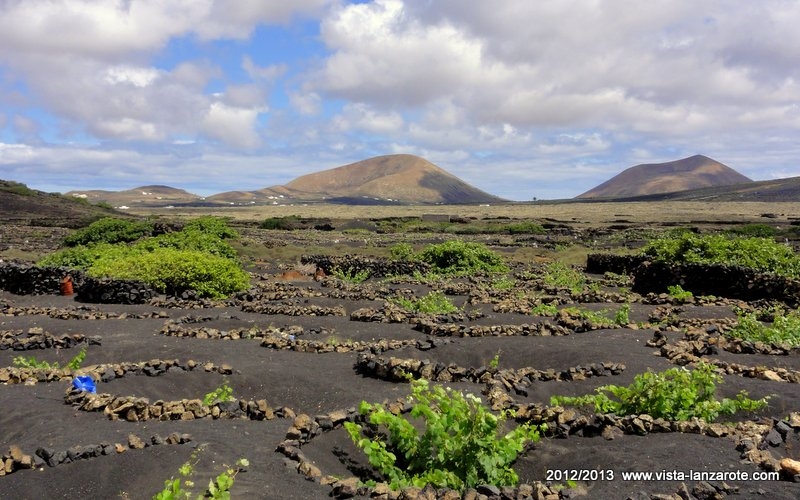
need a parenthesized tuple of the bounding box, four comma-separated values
(0, 254, 799, 500)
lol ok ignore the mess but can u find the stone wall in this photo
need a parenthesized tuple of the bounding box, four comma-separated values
(300, 254, 430, 278)
(585, 254, 800, 306)
(0, 263, 156, 304)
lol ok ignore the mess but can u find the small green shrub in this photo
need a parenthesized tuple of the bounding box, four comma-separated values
(642, 233, 800, 277)
(416, 240, 508, 274)
(530, 303, 558, 317)
(260, 215, 300, 230)
(63, 217, 153, 247)
(541, 261, 586, 293)
(393, 291, 459, 314)
(183, 216, 239, 239)
(154, 451, 248, 500)
(613, 303, 630, 325)
(203, 379, 235, 406)
(13, 347, 86, 371)
(491, 276, 516, 290)
(332, 266, 371, 283)
(389, 242, 414, 261)
(727, 311, 800, 347)
(551, 362, 768, 422)
(344, 378, 541, 490)
(135, 231, 238, 260)
(667, 284, 694, 302)
(505, 222, 546, 235)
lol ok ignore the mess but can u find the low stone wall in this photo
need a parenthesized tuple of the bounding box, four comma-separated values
(585, 253, 647, 275)
(0, 263, 156, 304)
(76, 276, 156, 304)
(301, 254, 430, 278)
(585, 254, 800, 306)
(0, 432, 191, 476)
(0, 262, 78, 295)
(633, 261, 800, 306)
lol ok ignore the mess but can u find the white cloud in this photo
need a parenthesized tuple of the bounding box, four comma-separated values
(201, 102, 263, 148)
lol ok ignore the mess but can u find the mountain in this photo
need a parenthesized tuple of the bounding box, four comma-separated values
(600, 175, 800, 202)
(0, 180, 120, 227)
(66, 185, 202, 207)
(577, 155, 752, 199)
(208, 154, 505, 205)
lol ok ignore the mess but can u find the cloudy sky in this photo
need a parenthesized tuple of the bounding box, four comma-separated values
(1, 0, 798, 201)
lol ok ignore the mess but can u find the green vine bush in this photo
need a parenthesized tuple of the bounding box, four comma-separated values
(392, 291, 459, 314)
(154, 450, 248, 500)
(63, 217, 154, 247)
(13, 347, 86, 371)
(202, 379, 235, 406)
(331, 266, 371, 283)
(415, 240, 509, 274)
(551, 362, 768, 422)
(727, 311, 800, 347)
(540, 261, 586, 293)
(641, 233, 800, 277)
(344, 379, 541, 490)
(39, 217, 249, 299)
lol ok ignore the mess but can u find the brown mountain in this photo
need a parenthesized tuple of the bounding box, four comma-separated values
(209, 154, 505, 204)
(66, 185, 202, 207)
(577, 155, 752, 199)
(0, 180, 120, 227)
(607, 175, 800, 202)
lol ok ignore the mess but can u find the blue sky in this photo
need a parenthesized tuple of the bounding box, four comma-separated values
(1, 0, 799, 201)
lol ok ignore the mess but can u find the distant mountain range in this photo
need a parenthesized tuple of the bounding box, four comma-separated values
(6, 153, 798, 213)
(577, 155, 753, 199)
(68, 154, 505, 206)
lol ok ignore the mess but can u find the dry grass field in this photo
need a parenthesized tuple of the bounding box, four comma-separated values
(128, 201, 800, 227)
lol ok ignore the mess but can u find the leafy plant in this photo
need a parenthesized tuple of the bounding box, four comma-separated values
(260, 215, 301, 230)
(182, 216, 239, 239)
(39, 216, 250, 299)
(642, 233, 800, 277)
(154, 450, 248, 500)
(530, 303, 558, 317)
(88, 248, 250, 299)
(344, 378, 541, 490)
(551, 362, 768, 422)
(393, 291, 459, 314)
(13, 347, 87, 371)
(613, 303, 630, 326)
(416, 240, 509, 274)
(541, 261, 586, 293)
(203, 379, 235, 406)
(726, 311, 800, 347)
(667, 284, 694, 302)
(63, 217, 153, 247)
(389, 242, 414, 261)
(489, 350, 502, 370)
(332, 266, 371, 284)
(491, 276, 516, 290)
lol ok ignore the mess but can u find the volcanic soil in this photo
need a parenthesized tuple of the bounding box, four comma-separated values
(0, 266, 799, 500)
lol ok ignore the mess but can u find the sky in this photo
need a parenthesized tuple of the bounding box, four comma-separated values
(0, 0, 799, 201)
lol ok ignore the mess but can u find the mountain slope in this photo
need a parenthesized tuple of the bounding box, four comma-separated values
(0, 180, 120, 227)
(66, 185, 201, 207)
(604, 175, 800, 202)
(210, 154, 505, 204)
(577, 155, 752, 199)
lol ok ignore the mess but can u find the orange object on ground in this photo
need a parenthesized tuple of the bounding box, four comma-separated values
(60, 276, 73, 296)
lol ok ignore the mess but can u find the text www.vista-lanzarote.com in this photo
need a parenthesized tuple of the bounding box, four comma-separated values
(546, 469, 781, 482)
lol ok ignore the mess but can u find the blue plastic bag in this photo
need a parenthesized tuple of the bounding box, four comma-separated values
(72, 375, 96, 393)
